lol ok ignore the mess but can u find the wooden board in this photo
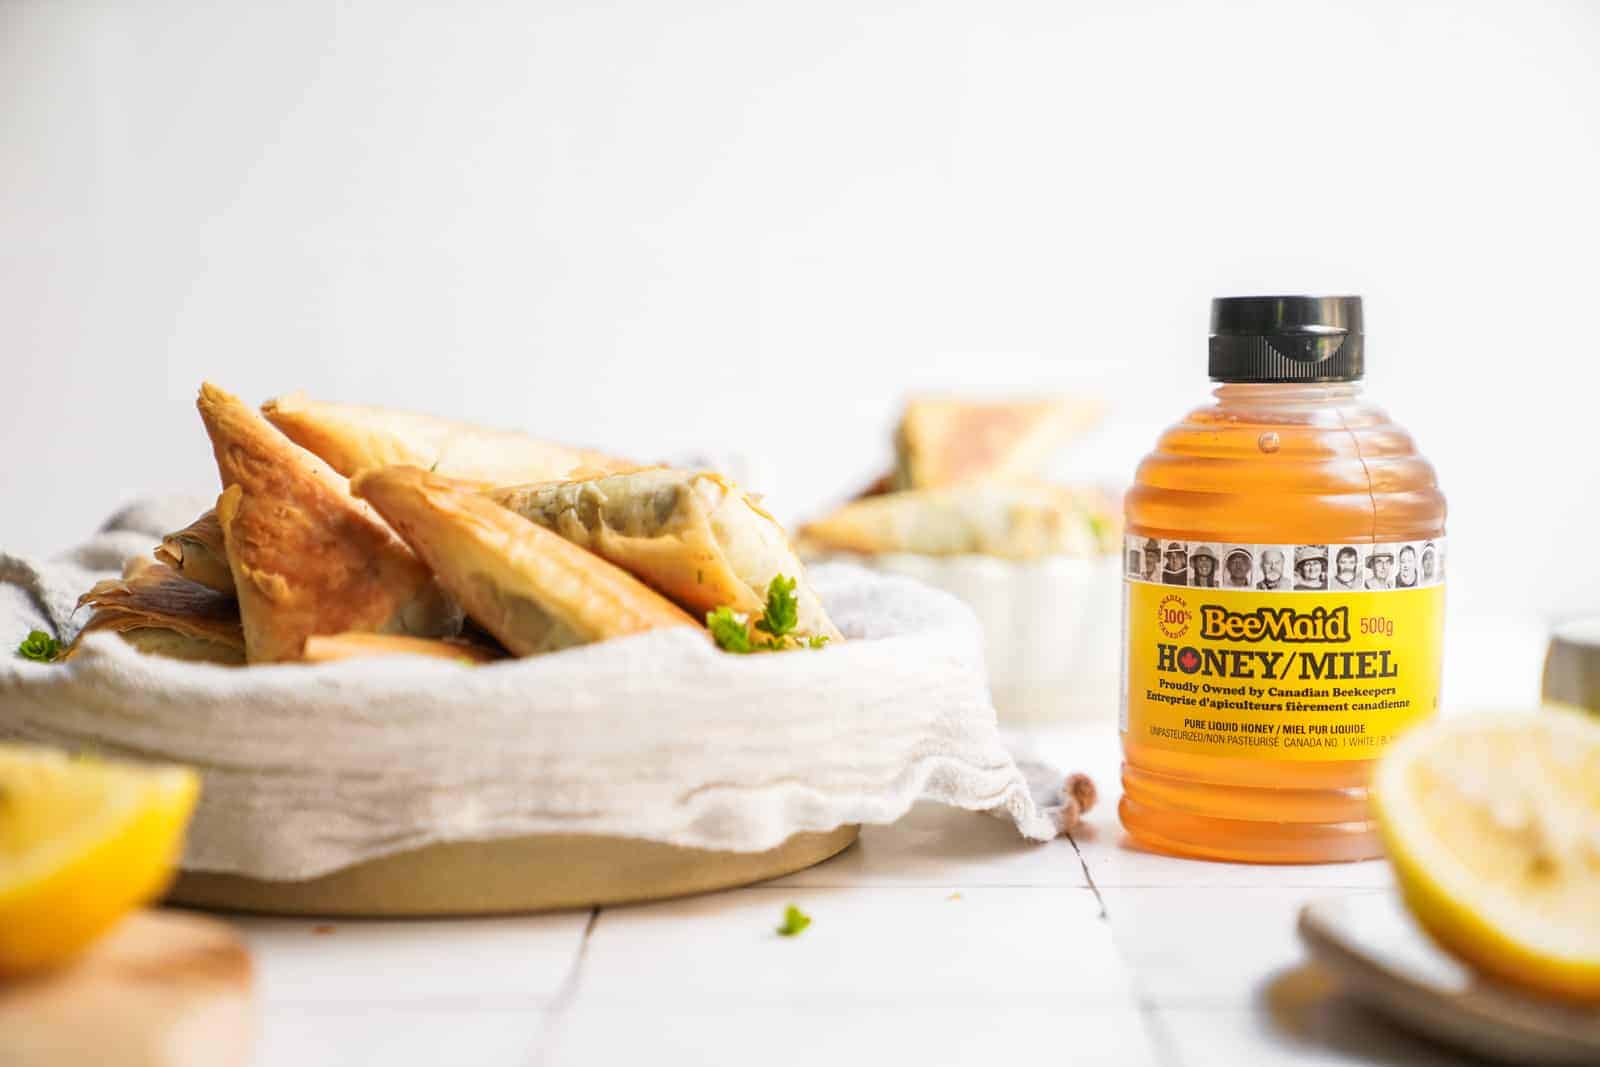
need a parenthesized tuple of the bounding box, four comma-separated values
(1299, 894, 1600, 1065)
(0, 910, 253, 1067)
(170, 825, 860, 917)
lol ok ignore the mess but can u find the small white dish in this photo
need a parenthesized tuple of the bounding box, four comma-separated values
(1299, 893, 1600, 1065)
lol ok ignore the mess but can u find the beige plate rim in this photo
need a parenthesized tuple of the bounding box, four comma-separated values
(169, 826, 860, 918)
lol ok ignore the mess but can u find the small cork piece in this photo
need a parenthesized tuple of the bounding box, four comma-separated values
(1054, 773, 1098, 833)
(1065, 773, 1098, 814)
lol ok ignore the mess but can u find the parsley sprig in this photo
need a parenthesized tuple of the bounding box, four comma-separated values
(17, 630, 61, 663)
(706, 606, 754, 653)
(754, 575, 799, 638)
(707, 576, 829, 654)
(776, 904, 812, 937)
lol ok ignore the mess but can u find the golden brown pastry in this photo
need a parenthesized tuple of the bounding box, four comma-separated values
(797, 484, 1118, 561)
(892, 395, 1104, 491)
(300, 632, 503, 665)
(153, 508, 234, 595)
(261, 392, 635, 487)
(353, 466, 697, 656)
(198, 383, 461, 663)
(488, 468, 842, 643)
(68, 562, 245, 665)
(120, 555, 161, 581)
(108, 627, 248, 665)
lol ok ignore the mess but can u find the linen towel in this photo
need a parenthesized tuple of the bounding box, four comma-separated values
(0, 499, 1088, 881)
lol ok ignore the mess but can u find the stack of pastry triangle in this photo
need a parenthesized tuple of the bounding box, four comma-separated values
(71, 385, 840, 667)
(197, 383, 460, 663)
(798, 484, 1111, 560)
(262, 392, 636, 487)
(891, 395, 1103, 491)
(802, 393, 1117, 561)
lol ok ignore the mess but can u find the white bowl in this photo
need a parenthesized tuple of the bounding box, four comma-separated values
(821, 553, 1124, 723)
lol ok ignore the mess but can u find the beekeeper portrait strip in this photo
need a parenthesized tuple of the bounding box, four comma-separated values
(1123, 537, 1445, 591)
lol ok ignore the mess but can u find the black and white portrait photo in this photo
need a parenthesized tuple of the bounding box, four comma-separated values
(1364, 547, 1395, 590)
(1140, 537, 1161, 582)
(1331, 546, 1361, 591)
(1293, 545, 1329, 591)
(1256, 547, 1288, 590)
(1222, 547, 1253, 588)
(1395, 544, 1419, 588)
(1161, 541, 1189, 586)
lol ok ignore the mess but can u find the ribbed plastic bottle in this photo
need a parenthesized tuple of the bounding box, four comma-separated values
(1120, 296, 1446, 863)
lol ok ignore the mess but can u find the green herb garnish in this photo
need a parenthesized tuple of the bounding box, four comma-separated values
(776, 904, 812, 937)
(707, 606, 754, 653)
(754, 574, 799, 639)
(708, 576, 828, 654)
(17, 630, 60, 663)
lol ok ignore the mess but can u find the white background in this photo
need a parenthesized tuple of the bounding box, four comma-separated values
(4, 0, 1597, 620)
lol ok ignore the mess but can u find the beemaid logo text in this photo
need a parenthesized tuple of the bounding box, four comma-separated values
(1198, 604, 1349, 643)
(1154, 601, 1399, 681)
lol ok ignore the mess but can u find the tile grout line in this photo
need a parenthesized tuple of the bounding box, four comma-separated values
(1065, 832, 1107, 919)
(1137, 1000, 1186, 1067)
(525, 906, 602, 1067)
(755, 880, 1384, 890)
(1068, 834, 1181, 1067)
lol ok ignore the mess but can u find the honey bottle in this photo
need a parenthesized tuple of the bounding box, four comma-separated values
(1120, 296, 1446, 863)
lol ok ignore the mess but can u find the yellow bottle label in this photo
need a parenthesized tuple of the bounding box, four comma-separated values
(1120, 538, 1445, 760)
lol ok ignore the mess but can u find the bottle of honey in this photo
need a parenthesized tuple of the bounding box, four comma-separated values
(1120, 296, 1446, 863)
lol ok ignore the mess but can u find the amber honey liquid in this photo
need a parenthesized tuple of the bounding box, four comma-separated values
(1122, 382, 1446, 863)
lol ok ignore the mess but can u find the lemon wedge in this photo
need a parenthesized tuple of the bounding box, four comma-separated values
(0, 745, 200, 977)
(1373, 710, 1600, 1002)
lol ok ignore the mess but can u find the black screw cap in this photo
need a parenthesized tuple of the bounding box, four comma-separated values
(1209, 295, 1363, 383)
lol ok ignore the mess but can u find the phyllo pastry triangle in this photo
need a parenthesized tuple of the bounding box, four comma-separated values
(488, 468, 842, 644)
(154, 508, 233, 595)
(352, 466, 697, 656)
(69, 562, 245, 665)
(198, 383, 461, 663)
(892, 395, 1103, 491)
(798, 484, 1117, 561)
(300, 632, 503, 666)
(261, 392, 636, 487)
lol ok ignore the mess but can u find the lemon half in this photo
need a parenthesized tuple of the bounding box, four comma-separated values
(1373, 710, 1600, 1002)
(0, 745, 199, 977)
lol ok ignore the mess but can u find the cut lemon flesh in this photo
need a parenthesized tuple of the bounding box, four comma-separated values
(0, 745, 199, 977)
(1373, 710, 1600, 1002)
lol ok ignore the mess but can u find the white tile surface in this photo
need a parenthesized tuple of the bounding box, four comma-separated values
(1157, 970, 1482, 1067)
(1071, 812, 1397, 890)
(240, 914, 591, 1005)
(234, 618, 1544, 1067)
(547, 999, 1160, 1067)
(770, 800, 1090, 888)
(1102, 888, 1382, 1007)
(256, 1005, 545, 1067)
(578, 886, 1129, 1001)
(1029, 720, 1397, 890)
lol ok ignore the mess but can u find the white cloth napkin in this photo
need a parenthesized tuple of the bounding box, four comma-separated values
(0, 498, 1085, 882)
